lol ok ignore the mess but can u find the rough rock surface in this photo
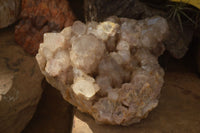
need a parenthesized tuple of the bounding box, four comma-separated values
(15, 0, 75, 55)
(164, 21, 194, 59)
(0, 0, 21, 29)
(36, 16, 168, 125)
(0, 27, 43, 133)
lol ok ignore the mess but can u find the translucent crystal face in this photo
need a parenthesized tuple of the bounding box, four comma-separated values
(36, 16, 168, 125)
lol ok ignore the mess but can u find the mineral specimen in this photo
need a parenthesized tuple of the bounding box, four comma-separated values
(36, 16, 168, 125)
(15, 0, 75, 55)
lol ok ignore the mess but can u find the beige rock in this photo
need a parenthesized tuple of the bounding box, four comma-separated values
(36, 16, 168, 125)
(0, 27, 43, 133)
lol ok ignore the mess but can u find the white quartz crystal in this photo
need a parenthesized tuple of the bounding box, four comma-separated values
(36, 16, 168, 125)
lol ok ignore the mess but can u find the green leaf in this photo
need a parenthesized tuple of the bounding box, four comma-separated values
(179, 10, 196, 24)
(177, 13, 184, 32)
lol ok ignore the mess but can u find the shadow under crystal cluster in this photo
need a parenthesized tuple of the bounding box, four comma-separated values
(36, 16, 168, 125)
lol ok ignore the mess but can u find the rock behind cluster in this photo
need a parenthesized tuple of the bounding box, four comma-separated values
(36, 16, 168, 125)
(15, 0, 75, 55)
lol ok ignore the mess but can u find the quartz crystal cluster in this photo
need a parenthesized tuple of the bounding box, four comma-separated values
(36, 16, 168, 125)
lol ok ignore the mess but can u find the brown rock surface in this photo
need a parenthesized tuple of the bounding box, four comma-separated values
(0, 27, 43, 133)
(164, 21, 194, 59)
(194, 32, 200, 74)
(15, 0, 75, 55)
(197, 45, 200, 74)
(0, 0, 21, 28)
(72, 59, 200, 133)
(36, 16, 168, 125)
